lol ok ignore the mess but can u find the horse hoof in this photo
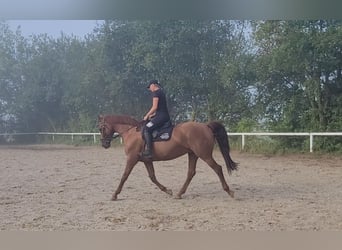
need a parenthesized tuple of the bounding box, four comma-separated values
(228, 190, 235, 198)
(166, 189, 173, 196)
(175, 194, 182, 199)
(111, 195, 118, 201)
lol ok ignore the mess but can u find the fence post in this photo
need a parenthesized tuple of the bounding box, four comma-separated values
(310, 134, 313, 153)
(242, 134, 245, 150)
(93, 134, 96, 144)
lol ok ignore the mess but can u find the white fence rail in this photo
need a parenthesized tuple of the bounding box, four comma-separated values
(228, 132, 342, 152)
(0, 132, 101, 144)
(1, 132, 342, 153)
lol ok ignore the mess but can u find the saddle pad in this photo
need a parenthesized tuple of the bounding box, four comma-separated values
(152, 124, 174, 142)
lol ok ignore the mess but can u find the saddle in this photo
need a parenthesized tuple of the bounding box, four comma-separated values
(152, 120, 174, 141)
(141, 120, 174, 142)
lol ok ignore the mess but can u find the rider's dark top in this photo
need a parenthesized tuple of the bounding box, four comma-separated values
(145, 88, 170, 132)
(152, 88, 170, 121)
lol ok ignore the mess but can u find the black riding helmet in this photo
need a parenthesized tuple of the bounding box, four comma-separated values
(147, 79, 160, 88)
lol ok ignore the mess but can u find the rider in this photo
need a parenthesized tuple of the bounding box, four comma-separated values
(141, 79, 171, 158)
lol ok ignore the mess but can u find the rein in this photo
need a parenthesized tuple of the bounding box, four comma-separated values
(115, 125, 137, 137)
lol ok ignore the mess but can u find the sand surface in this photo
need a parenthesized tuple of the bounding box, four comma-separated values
(1, 145, 342, 231)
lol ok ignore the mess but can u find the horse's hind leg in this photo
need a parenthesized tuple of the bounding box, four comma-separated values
(144, 161, 173, 196)
(176, 152, 198, 199)
(203, 157, 234, 198)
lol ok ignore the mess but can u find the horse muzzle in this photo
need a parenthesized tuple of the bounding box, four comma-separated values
(101, 138, 112, 149)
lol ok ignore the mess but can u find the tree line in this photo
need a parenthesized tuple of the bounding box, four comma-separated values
(1, 20, 341, 150)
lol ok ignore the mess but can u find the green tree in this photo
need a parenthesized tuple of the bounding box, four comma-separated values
(253, 20, 342, 132)
(0, 22, 27, 132)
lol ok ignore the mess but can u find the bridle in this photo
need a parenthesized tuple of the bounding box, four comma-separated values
(99, 122, 113, 145)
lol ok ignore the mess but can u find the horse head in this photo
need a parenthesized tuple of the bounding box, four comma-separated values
(98, 115, 114, 149)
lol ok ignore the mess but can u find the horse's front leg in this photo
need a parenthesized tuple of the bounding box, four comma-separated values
(112, 156, 138, 201)
(144, 161, 173, 196)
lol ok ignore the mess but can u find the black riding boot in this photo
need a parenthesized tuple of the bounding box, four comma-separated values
(142, 130, 153, 158)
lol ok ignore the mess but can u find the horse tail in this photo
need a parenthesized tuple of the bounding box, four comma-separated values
(207, 121, 238, 174)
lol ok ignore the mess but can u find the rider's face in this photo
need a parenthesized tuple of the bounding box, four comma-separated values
(149, 84, 158, 92)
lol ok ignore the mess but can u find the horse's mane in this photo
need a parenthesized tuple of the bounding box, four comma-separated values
(105, 115, 140, 127)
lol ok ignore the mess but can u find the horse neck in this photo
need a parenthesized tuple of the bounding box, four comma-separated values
(111, 123, 131, 134)
(105, 115, 138, 136)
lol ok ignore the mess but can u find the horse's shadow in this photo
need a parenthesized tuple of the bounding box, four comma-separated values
(231, 182, 312, 203)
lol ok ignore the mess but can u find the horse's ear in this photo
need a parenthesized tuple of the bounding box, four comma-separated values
(98, 114, 103, 121)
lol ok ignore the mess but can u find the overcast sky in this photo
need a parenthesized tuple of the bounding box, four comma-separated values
(7, 20, 103, 38)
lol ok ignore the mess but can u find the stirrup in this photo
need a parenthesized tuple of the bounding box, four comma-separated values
(141, 150, 152, 158)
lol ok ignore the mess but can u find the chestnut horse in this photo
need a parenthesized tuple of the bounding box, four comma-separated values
(98, 114, 238, 200)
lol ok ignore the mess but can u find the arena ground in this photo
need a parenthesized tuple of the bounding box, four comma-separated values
(1, 144, 341, 230)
